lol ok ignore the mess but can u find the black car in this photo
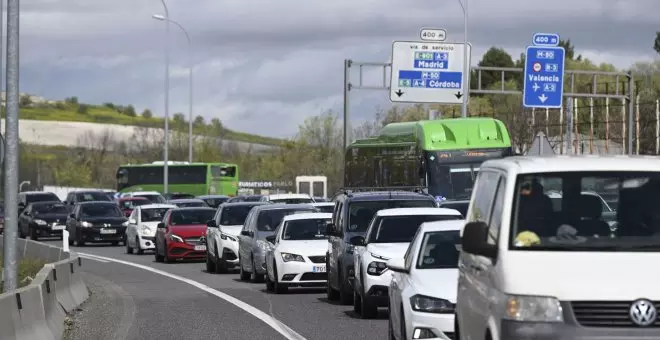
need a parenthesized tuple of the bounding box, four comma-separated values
(168, 198, 209, 208)
(64, 190, 113, 211)
(66, 201, 128, 246)
(18, 191, 61, 214)
(227, 195, 264, 203)
(164, 192, 196, 200)
(19, 201, 69, 240)
(197, 195, 230, 208)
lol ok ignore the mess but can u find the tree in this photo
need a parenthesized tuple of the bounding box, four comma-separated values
(141, 109, 153, 118)
(65, 96, 79, 105)
(654, 32, 660, 55)
(558, 39, 582, 61)
(172, 113, 186, 129)
(19, 94, 32, 108)
(193, 115, 206, 129)
(124, 105, 136, 117)
(77, 104, 90, 114)
(476, 47, 516, 90)
(103, 102, 116, 110)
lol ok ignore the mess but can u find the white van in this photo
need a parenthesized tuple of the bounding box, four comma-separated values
(456, 155, 660, 340)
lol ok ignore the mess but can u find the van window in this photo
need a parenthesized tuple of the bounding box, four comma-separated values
(347, 199, 436, 233)
(469, 171, 499, 222)
(511, 171, 660, 251)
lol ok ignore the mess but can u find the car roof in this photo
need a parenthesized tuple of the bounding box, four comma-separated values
(119, 196, 148, 200)
(419, 219, 465, 232)
(253, 203, 317, 212)
(29, 201, 63, 205)
(169, 198, 205, 203)
(376, 207, 462, 217)
(311, 202, 334, 206)
(282, 212, 333, 222)
(267, 194, 312, 199)
(221, 202, 270, 207)
(23, 191, 58, 195)
(170, 206, 215, 211)
(197, 195, 229, 199)
(482, 155, 660, 174)
(139, 204, 177, 210)
(341, 191, 435, 202)
(77, 201, 118, 206)
(128, 191, 162, 195)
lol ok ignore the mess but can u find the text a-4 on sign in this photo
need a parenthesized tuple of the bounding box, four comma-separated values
(389, 41, 471, 104)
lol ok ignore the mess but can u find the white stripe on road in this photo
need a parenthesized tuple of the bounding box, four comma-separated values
(75, 251, 308, 340)
(77, 254, 110, 263)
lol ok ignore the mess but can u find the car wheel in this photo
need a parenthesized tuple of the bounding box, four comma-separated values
(400, 306, 407, 340)
(360, 289, 378, 318)
(353, 289, 362, 314)
(154, 240, 164, 262)
(326, 260, 339, 301)
(238, 255, 250, 281)
(30, 227, 38, 241)
(265, 262, 275, 292)
(206, 248, 216, 273)
(214, 247, 227, 274)
(338, 267, 353, 305)
(273, 263, 287, 294)
(126, 237, 134, 254)
(250, 256, 264, 283)
(164, 242, 174, 263)
(135, 237, 144, 255)
(76, 232, 86, 247)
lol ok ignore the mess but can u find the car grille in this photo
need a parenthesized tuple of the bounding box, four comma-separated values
(571, 301, 660, 327)
(185, 237, 201, 245)
(300, 272, 326, 281)
(307, 255, 325, 263)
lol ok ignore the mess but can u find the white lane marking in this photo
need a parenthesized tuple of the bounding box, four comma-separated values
(78, 254, 110, 263)
(76, 252, 308, 340)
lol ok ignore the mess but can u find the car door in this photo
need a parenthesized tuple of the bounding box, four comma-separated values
(126, 208, 139, 247)
(239, 210, 256, 268)
(266, 222, 282, 280)
(18, 204, 30, 236)
(156, 210, 171, 254)
(207, 206, 222, 258)
(390, 227, 421, 337)
(458, 170, 501, 339)
(328, 200, 344, 288)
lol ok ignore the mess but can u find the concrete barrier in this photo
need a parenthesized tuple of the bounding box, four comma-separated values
(0, 238, 88, 340)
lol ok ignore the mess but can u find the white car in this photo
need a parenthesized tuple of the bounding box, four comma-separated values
(264, 212, 331, 294)
(121, 191, 167, 204)
(206, 202, 269, 273)
(125, 204, 176, 254)
(311, 202, 334, 213)
(352, 207, 462, 318)
(387, 219, 464, 340)
(260, 193, 315, 204)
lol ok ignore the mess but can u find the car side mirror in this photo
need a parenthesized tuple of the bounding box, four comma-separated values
(265, 235, 276, 244)
(461, 221, 497, 259)
(349, 235, 365, 246)
(157, 222, 166, 229)
(69, 213, 75, 218)
(128, 218, 137, 224)
(386, 257, 408, 273)
(207, 220, 218, 228)
(325, 223, 335, 236)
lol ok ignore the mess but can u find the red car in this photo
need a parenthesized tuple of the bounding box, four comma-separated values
(117, 197, 150, 217)
(154, 207, 215, 262)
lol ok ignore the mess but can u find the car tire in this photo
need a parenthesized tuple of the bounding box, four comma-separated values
(30, 227, 38, 241)
(399, 306, 407, 340)
(326, 259, 339, 301)
(353, 289, 362, 315)
(76, 232, 86, 247)
(265, 262, 275, 292)
(154, 241, 164, 262)
(273, 263, 287, 294)
(250, 256, 265, 283)
(215, 247, 227, 274)
(126, 238, 134, 254)
(239, 255, 251, 281)
(206, 249, 216, 273)
(338, 267, 353, 305)
(135, 237, 144, 255)
(360, 291, 378, 318)
(164, 242, 174, 263)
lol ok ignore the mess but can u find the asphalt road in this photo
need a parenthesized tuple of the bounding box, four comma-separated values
(40, 238, 388, 340)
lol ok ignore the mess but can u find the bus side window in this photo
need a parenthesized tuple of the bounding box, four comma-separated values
(418, 157, 426, 180)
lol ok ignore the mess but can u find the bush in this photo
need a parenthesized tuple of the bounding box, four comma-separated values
(77, 104, 90, 114)
(0, 256, 46, 293)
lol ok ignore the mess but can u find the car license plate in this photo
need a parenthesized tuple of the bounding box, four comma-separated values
(51, 224, 65, 231)
(312, 266, 326, 273)
(100, 229, 117, 234)
(194, 245, 206, 251)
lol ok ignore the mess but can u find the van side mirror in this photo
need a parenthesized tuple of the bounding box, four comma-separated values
(387, 257, 408, 273)
(157, 222, 166, 229)
(461, 221, 497, 259)
(265, 235, 276, 244)
(207, 220, 218, 228)
(349, 236, 365, 246)
(69, 213, 75, 219)
(325, 223, 335, 236)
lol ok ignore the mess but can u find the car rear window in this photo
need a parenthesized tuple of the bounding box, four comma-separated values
(27, 193, 60, 203)
(257, 208, 316, 231)
(77, 192, 112, 202)
(219, 205, 256, 226)
(348, 199, 436, 233)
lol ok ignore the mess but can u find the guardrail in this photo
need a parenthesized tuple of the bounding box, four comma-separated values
(0, 238, 89, 340)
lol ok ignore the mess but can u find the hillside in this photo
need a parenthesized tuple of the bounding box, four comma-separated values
(8, 96, 286, 146)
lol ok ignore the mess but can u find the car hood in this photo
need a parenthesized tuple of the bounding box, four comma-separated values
(81, 217, 127, 225)
(366, 243, 410, 260)
(219, 225, 243, 237)
(410, 269, 459, 303)
(277, 239, 328, 255)
(168, 224, 207, 237)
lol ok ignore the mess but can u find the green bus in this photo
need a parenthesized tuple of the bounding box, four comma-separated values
(116, 161, 239, 196)
(344, 117, 513, 200)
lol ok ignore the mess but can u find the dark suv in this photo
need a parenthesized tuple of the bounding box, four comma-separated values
(18, 191, 61, 214)
(325, 190, 437, 305)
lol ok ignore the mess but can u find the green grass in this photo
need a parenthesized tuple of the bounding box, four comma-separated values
(0, 256, 46, 293)
(14, 102, 285, 146)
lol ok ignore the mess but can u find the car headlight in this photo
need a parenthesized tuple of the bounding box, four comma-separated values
(257, 240, 271, 252)
(34, 219, 47, 226)
(280, 252, 305, 262)
(220, 232, 237, 242)
(367, 261, 387, 275)
(139, 226, 152, 235)
(410, 295, 455, 313)
(169, 234, 184, 243)
(504, 294, 564, 323)
(80, 221, 93, 228)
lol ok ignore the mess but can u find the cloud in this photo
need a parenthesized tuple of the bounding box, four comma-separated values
(17, 0, 660, 138)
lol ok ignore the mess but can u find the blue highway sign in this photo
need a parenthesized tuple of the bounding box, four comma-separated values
(523, 44, 566, 109)
(532, 33, 560, 47)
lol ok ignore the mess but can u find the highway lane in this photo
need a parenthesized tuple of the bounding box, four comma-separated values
(40, 239, 388, 340)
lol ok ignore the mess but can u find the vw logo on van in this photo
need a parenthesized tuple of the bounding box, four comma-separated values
(630, 299, 657, 326)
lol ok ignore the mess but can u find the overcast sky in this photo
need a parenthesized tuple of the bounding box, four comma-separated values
(17, 0, 660, 138)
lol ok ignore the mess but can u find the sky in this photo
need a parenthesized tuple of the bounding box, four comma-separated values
(16, 0, 660, 138)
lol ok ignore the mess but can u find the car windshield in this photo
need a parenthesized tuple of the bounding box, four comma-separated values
(438, 202, 469, 216)
(244, 195, 263, 202)
(510, 171, 660, 251)
(136, 194, 166, 204)
(33, 203, 68, 214)
(282, 218, 330, 240)
(219, 206, 254, 226)
(271, 198, 314, 204)
(257, 208, 316, 231)
(121, 199, 149, 209)
(427, 162, 480, 200)
(417, 230, 461, 269)
(367, 214, 462, 243)
(27, 193, 60, 203)
(348, 199, 436, 233)
(81, 204, 123, 218)
(170, 209, 215, 225)
(141, 208, 171, 222)
(202, 197, 229, 208)
(174, 201, 207, 208)
(76, 192, 112, 202)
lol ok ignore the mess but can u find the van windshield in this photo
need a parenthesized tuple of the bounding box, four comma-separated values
(510, 171, 660, 251)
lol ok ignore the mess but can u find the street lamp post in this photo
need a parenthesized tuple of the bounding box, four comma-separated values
(152, 14, 193, 163)
(458, 0, 469, 118)
(158, 0, 170, 194)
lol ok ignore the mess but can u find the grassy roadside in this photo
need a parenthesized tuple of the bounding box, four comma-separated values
(0, 256, 47, 293)
(13, 103, 285, 146)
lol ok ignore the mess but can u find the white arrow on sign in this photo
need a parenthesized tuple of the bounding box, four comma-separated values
(538, 94, 548, 103)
